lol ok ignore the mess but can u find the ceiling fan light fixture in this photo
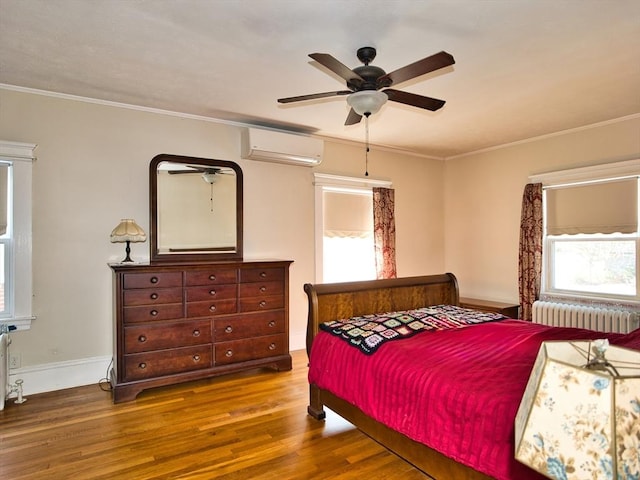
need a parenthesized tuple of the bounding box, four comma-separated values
(202, 172, 217, 184)
(347, 90, 388, 116)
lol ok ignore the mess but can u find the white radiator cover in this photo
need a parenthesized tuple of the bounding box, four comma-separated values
(532, 300, 639, 334)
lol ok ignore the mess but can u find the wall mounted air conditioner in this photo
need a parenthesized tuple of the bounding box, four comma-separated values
(240, 127, 323, 166)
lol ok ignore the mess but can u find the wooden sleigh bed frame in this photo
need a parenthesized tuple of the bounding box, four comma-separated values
(304, 273, 495, 480)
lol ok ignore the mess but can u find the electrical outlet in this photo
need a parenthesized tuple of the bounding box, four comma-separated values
(9, 353, 21, 369)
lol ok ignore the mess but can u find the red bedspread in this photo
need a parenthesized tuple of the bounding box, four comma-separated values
(308, 319, 640, 480)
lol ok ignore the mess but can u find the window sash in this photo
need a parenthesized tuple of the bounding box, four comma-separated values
(545, 234, 638, 300)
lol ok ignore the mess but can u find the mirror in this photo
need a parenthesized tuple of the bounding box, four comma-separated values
(150, 154, 243, 262)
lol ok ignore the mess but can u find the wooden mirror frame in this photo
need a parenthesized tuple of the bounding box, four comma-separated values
(149, 153, 243, 263)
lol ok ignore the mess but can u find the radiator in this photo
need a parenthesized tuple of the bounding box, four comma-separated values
(0, 332, 8, 411)
(532, 300, 639, 334)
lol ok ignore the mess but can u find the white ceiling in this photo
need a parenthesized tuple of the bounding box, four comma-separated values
(1, 0, 639, 158)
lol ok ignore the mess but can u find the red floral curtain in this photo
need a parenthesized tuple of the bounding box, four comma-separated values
(373, 187, 397, 279)
(518, 183, 543, 321)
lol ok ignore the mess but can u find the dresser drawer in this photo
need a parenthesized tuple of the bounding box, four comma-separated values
(186, 299, 237, 317)
(123, 304, 184, 323)
(123, 287, 183, 306)
(186, 283, 237, 302)
(124, 345, 212, 381)
(238, 281, 284, 298)
(239, 295, 284, 312)
(185, 269, 237, 286)
(124, 319, 211, 353)
(214, 311, 285, 341)
(215, 334, 287, 365)
(123, 272, 182, 289)
(239, 267, 284, 283)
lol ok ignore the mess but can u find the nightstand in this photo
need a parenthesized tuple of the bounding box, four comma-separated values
(459, 297, 520, 319)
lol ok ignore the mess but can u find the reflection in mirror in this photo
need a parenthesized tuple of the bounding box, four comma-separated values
(150, 154, 243, 262)
(158, 163, 236, 251)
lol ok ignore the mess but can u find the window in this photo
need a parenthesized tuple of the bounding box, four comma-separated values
(322, 188, 375, 283)
(0, 141, 36, 330)
(548, 235, 636, 296)
(537, 160, 640, 302)
(314, 173, 391, 283)
(0, 163, 10, 315)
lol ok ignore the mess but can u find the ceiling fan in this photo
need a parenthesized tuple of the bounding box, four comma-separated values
(168, 166, 234, 184)
(277, 47, 455, 125)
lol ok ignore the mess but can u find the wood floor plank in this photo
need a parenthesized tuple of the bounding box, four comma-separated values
(0, 350, 428, 479)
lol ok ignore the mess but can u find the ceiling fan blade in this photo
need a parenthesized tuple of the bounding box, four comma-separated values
(278, 90, 351, 104)
(378, 51, 455, 87)
(344, 108, 362, 126)
(384, 89, 446, 111)
(309, 53, 364, 88)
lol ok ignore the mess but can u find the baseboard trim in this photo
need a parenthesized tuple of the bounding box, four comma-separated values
(7, 355, 112, 397)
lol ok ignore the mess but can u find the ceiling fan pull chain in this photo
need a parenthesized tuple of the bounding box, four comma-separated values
(210, 183, 214, 212)
(365, 114, 370, 177)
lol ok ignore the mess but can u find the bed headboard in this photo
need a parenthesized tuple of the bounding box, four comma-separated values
(303, 273, 459, 355)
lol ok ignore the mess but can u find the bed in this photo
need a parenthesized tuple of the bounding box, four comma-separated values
(304, 273, 640, 480)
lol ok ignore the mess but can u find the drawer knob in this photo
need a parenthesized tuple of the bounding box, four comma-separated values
(268, 343, 276, 351)
(260, 286, 267, 293)
(209, 305, 216, 312)
(209, 274, 216, 281)
(209, 289, 216, 296)
(193, 354, 201, 362)
(224, 325, 233, 333)
(225, 349, 233, 357)
(150, 309, 158, 317)
(260, 271, 267, 278)
(268, 321, 276, 328)
(138, 335, 147, 343)
(150, 293, 158, 300)
(139, 362, 147, 369)
(193, 329, 200, 337)
(259, 300, 267, 308)
(150, 277, 158, 284)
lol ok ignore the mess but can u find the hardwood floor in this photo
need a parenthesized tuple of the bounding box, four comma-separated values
(0, 350, 429, 479)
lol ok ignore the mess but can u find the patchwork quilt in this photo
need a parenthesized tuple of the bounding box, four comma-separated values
(319, 304, 506, 354)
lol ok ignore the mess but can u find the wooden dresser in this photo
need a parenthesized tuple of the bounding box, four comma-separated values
(110, 259, 292, 402)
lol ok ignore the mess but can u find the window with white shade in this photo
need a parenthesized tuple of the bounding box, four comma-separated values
(541, 165, 639, 302)
(0, 141, 36, 330)
(322, 188, 375, 283)
(0, 163, 10, 316)
(314, 173, 391, 283)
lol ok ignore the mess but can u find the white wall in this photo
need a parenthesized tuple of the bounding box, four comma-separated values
(0, 88, 445, 394)
(444, 115, 640, 303)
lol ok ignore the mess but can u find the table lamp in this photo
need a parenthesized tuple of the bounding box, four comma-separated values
(110, 219, 146, 262)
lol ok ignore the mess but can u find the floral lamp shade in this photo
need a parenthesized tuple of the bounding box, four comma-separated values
(515, 340, 640, 480)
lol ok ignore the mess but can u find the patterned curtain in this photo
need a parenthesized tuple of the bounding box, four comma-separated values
(373, 187, 397, 279)
(518, 183, 543, 321)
